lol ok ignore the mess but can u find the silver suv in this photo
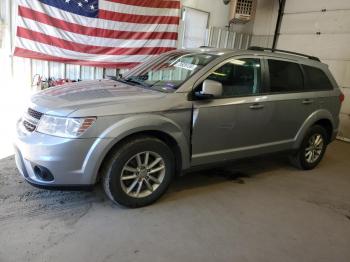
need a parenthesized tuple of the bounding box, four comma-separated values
(15, 47, 344, 207)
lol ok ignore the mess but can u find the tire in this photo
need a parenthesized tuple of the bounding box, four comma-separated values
(101, 136, 175, 207)
(289, 125, 328, 170)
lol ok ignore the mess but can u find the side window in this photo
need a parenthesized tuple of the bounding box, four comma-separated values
(302, 65, 333, 91)
(268, 60, 304, 93)
(206, 58, 261, 98)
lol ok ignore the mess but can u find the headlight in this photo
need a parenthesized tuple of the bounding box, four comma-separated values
(37, 115, 96, 138)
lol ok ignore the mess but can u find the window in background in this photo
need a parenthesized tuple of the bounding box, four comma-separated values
(303, 65, 333, 91)
(268, 60, 304, 93)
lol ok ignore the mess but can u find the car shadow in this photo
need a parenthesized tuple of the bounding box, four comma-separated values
(0, 154, 293, 222)
(164, 155, 292, 199)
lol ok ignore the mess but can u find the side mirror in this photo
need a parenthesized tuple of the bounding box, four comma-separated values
(195, 80, 223, 99)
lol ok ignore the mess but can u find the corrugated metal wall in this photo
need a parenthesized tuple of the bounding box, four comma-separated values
(207, 27, 252, 49)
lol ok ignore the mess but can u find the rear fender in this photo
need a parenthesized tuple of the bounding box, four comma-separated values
(293, 109, 335, 149)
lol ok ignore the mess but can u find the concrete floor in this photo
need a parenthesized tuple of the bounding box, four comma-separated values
(0, 141, 350, 262)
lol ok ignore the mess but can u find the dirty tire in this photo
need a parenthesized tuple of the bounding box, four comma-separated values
(101, 136, 174, 208)
(289, 125, 328, 170)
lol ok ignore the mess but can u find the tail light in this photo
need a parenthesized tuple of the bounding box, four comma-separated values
(339, 93, 345, 103)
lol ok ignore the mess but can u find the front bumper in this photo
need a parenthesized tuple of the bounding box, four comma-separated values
(14, 130, 110, 186)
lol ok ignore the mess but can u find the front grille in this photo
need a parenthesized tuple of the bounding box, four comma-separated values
(23, 120, 36, 132)
(21, 108, 43, 133)
(28, 108, 43, 120)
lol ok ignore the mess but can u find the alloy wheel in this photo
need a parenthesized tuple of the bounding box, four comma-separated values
(120, 151, 166, 198)
(305, 133, 324, 164)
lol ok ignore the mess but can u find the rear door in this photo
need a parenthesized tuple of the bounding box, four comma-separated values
(260, 58, 319, 145)
(301, 64, 338, 112)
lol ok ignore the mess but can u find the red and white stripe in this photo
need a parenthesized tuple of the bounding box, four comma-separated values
(14, 0, 181, 68)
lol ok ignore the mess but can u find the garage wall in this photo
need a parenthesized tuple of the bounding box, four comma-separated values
(278, 0, 350, 89)
(178, 0, 230, 49)
(180, 0, 253, 33)
(181, 0, 229, 28)
(250, 0, 279, 48)
(250, 0, 350, 92)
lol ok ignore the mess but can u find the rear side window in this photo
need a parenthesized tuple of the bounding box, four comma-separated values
(268, 60, 304, 93)
(302, 65, 333, 91)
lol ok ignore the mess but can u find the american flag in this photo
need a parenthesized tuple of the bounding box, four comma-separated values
(14, 0, 180, 68)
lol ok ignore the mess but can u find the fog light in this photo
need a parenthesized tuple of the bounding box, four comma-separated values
(33, 165, 54, 182)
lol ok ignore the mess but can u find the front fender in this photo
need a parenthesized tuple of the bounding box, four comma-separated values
(84, 114, 191, 184)
(293, 109, 335, 149)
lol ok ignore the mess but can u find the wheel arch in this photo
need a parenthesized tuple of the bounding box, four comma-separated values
(313, 119, 333, 143)
(87, 114, 190, 184)
(98, 130, 183, 179)
(294, 109, 335, 148)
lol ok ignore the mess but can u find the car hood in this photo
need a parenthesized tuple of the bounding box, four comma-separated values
(29, 79, 166, 116)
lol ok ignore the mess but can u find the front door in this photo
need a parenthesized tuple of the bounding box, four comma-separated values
(191, 57, 272, 166)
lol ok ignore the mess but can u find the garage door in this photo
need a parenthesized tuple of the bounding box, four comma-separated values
(276, 0, 350, 140)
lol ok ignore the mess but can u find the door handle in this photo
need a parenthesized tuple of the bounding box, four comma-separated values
(249, 103, 264, 110)
(302, 99, 314, 105)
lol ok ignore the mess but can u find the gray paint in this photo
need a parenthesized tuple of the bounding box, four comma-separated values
(14, 48, 342, 186)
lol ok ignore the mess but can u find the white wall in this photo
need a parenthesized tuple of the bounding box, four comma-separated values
(277, 0, 350, 88)
(250, 0, 350, 89)
(250, 0, 350, 90)
(250, 0, 278, 47)
(178, 0, 256, 48)
(178, 0, 230, 48)
(181, 0, 230, 28)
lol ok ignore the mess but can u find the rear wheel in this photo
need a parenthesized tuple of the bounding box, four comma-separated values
(289, 125, 328, 170)
(101, 136, 175, 207)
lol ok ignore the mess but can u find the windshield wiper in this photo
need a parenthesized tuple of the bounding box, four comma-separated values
(107, 75, 130, 85)
(107, 75, 150, 88)
(109, 75, 166, 91)
(107, 75, 119, 81)
(121, 76, 151, 88)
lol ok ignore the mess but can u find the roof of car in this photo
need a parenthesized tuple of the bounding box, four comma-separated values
(180, 47, 323, 66)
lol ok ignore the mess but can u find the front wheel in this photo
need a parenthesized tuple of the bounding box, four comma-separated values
(289, 125, 328, 170)
(101, 136, 175, 207)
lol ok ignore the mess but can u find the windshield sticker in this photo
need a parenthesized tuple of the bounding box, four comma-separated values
(174, 62, 197, 71)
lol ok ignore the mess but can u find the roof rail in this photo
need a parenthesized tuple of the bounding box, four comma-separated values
(248, 46, 320, 62)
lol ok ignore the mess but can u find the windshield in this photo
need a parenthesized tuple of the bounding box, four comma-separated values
(122, 52, 218, 92)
